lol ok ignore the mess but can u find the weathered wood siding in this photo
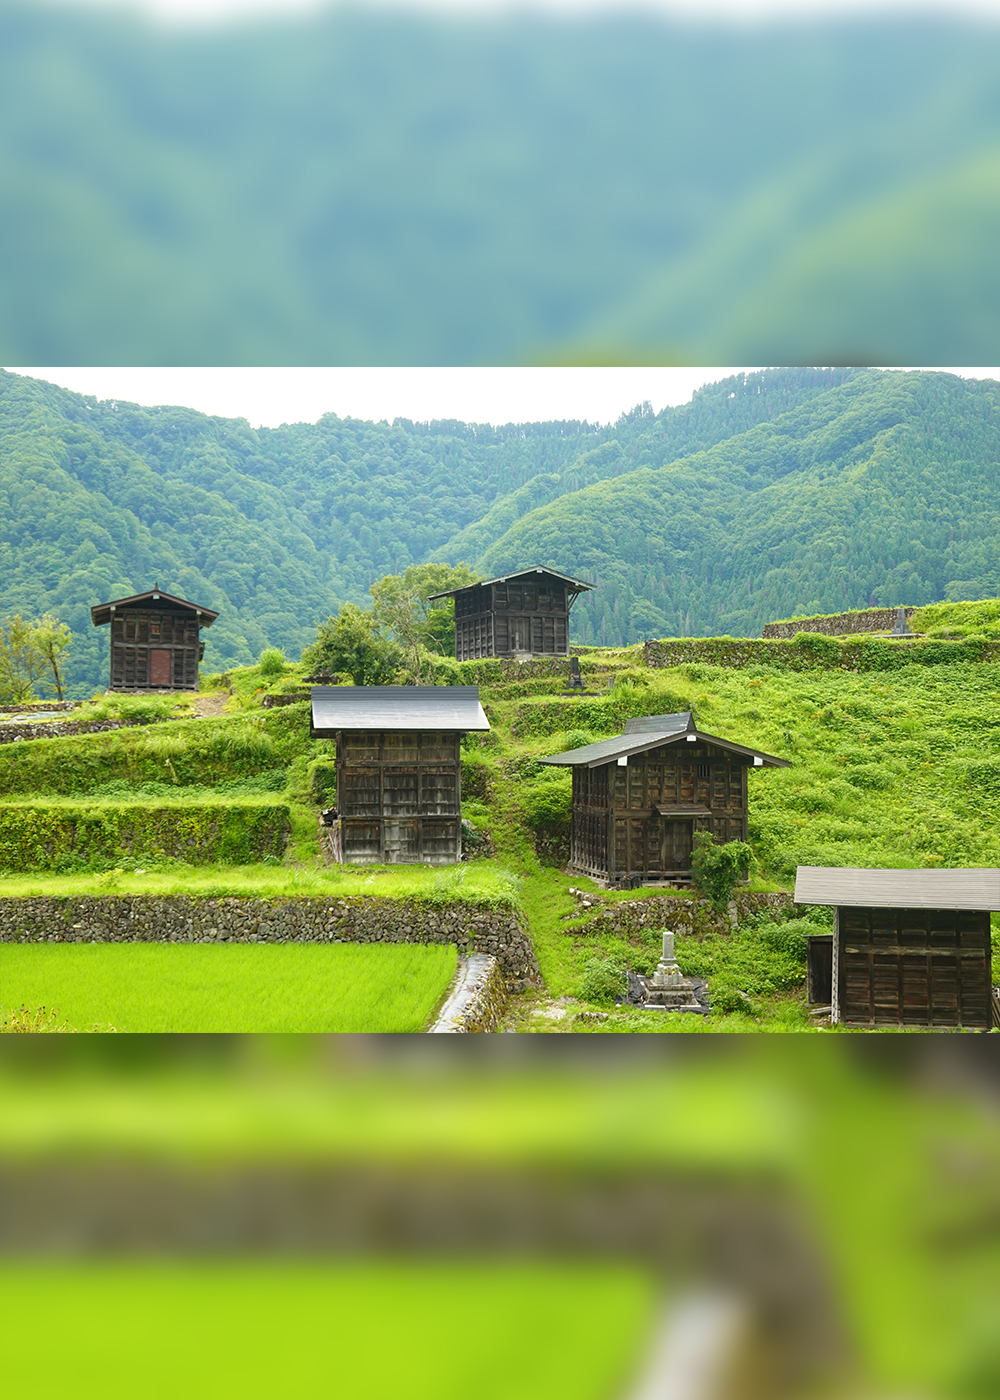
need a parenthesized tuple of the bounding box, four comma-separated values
(336, 730, 462, 865)
(110, 608, 201, 690)
(838, 906, 992, 1028)
(455, 580, 570, 660)
(569, 741, 750, 882)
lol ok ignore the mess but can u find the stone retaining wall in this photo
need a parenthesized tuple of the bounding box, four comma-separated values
(0, 715, 160, 744)
(761, 607, 915, 639)
(428, 953, 507, 1032)
(0, 895, 540, 984)
(0, 702, 77, 714)
(574, 889, 797, 941)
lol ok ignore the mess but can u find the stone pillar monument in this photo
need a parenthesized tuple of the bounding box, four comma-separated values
(640, 930, 703, 1011)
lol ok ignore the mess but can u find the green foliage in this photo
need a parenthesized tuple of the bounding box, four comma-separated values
(309, 760, 338, 806)
(0, 713, 305, 797)
(577, 955, 627, 1005)
(520, 770, 572, 829)
(0, 802, 290, 870)
(0, 615, 50, 702)
(258, 647, 286, 677)
(690, 833, 753, 912)
(793, 631, 843, 664)
(28, 614, 72, 701)
(370, 563, 481, 676)
(301, 605, 401, 687)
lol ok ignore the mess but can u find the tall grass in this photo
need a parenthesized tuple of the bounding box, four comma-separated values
(0, 943, 458, 1032)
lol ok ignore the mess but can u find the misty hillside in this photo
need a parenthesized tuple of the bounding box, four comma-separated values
(4, 367, 1000, 695)
(1, 4, 1000, 362)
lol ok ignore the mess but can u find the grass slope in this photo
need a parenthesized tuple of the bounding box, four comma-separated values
(0, 944, 457, 1033)
(0, 1262, 655, 1400)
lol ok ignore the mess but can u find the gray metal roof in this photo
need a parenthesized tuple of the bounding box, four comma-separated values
(794, 866, 1000, 911)
(91, 588, 219, 628)
(310, 685, 489, 735)
(428, 566, 594, 600)
(623, 713, 693, 736)
(540, 712, 790, 769)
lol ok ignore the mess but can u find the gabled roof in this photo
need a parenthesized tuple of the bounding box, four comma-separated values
(428, 566, 594, 601)
(539, 711, 791, 769)
(310, 685, 490, 736)
(91, 588, 219, 628)
(795, 866, 1000, 911)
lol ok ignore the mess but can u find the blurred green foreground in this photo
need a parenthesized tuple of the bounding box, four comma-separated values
(1, 1041, 998, 1400)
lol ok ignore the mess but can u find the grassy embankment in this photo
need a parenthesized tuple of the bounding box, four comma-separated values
(4, 614, 1000, 1031)
(452, 612, 1000, 1029)
(0, 666, 509, 1031)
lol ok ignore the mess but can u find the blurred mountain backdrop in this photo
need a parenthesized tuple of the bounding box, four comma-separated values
(6, 366, 1000, 695)
(1, 3, 1000, 362)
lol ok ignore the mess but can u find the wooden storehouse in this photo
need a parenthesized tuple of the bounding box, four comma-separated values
(541, 712, 790, 885)
(90, 587, 218, 692)
(310, 685, 490, 865)
(429, 567, 594, 661)
(795, 866, 999, 1029)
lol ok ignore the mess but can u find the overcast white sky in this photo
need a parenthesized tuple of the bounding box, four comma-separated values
(7, 366, 998, 428)
(34, 0, 1000, 25)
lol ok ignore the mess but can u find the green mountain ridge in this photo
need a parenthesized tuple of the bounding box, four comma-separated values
(4, 366, 1000, 695)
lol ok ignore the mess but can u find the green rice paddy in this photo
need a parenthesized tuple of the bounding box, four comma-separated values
(0, 1261, 656, 1400)
(0, 942, 457, 1032)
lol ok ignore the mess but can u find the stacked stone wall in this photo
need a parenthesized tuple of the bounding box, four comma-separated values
(0, 895, 539, 984)
(761, 607, 914, 639)
(571, 889, 797, 941)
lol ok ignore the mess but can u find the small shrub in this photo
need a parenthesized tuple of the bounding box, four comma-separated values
(309, 760, 338, 805)
(258, 648, 286, 677)
(710, 986, 759, 1017)
(793, 631, 842, 665)
(577, 955, 626, 1005)
(561, 729, 593, 750)
(690, 832, 752, 912)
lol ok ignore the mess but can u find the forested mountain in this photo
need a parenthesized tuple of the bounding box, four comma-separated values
(484, 369, 1000, 645)
(2, 4, 1000, 362)
(4, 366, 1000, 694)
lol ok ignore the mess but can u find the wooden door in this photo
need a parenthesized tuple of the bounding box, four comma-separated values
(149, 649, 172, 686)
(662, 819, 693, 872)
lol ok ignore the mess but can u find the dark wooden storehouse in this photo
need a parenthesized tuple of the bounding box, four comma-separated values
(310, 685, 490, 865)
(795, 866, 999, 1029)
(429, 567, 594, 661)
(91, 587, 218, 692)
(541, 712, 790, 885)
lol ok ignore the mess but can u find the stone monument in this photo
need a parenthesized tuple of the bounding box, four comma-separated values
(565, 656, 587, 691)
(889, 606, 916, 637)
(640, 930, 704, 1012)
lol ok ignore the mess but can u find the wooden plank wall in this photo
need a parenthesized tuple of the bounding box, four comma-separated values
(109, 610, 200, 690)
(839, 906, 992, 1028)
(337, 730, 462, 865)
(569, 743, 749, 881)
(453, 580, 570, 659)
